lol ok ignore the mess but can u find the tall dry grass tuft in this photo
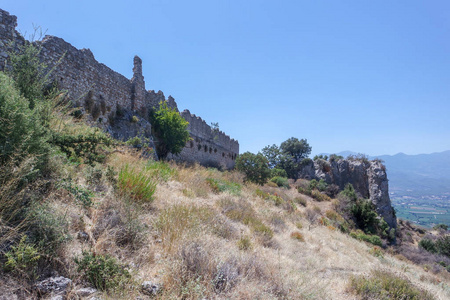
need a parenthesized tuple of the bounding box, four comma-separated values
(154, 204, 215, 253)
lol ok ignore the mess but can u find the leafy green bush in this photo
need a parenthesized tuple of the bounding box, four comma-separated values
(60, 180, 94, 208)
(419, 238, 437, 253)
(349, 269, 435, 300)
(118, 164, 157, 204)
(309, 179, 318, 190)
(339, 183, 358, 202)
(0, 72, 52, 171)
(317, 179, 328, 191)
(270, 176, 290, 188)
(297, 186, 312, 196)
(351, 199, 379, 234)
(206, 178, 241, 195)
(74, 251, 132, 292)
(28, 203, 71, 254)
(52, 130, 114, 165)
(350, 230, 382, 247)
(270, 168, 288, 178)
(435, 236, 450, 257)
(150, 101, 190, 160)
(235, 152, 271, 185)
(420, 236, 450, 258)
(3, 235, 40, 280)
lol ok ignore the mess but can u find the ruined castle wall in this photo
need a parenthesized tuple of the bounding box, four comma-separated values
(168, 111, 238, 169)
(0, 9, 25, 69)
(39, 35, 135, 123)
(0, 8, 239, 169)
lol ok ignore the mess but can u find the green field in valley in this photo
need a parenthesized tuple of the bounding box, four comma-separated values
(392, 197, 450, 228)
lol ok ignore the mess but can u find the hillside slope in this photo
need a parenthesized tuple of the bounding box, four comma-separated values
(1, 148, 449, 299)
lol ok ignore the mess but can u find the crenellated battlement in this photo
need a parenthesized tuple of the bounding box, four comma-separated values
(0, 8, 239, 169)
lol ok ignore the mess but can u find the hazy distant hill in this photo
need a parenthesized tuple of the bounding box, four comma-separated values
(372, 151, 450, 197)
(326, 150, 450, 198)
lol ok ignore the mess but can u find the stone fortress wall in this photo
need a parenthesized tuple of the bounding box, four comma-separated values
(0, 8, 239, 169)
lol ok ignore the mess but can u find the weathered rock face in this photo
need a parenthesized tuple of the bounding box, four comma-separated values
(300, 158, 397, 228)
(367, 160, 397, 229)
(0, 8, 239, 169)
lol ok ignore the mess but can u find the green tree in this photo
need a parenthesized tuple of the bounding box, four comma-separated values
(280, 137, 312, 163)
(150, 101, 191, 160)
(261, 144, 281, 168)
(262, 138, 312, 179)
(235, 152, 271, 185)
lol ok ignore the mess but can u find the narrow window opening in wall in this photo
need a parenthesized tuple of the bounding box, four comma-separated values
(222, 152, 225, 157)
(209, 147, 212, 153)
(204, 145, 207, 152)
(198, 144, 201, 151)
(190, 141, 194, 148)
(214, 148, 217, 153)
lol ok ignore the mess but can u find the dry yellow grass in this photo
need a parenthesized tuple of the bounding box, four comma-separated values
(5, 150, 448, 299)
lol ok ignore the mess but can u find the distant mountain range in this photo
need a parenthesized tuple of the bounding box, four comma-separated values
(324, 150, 450, 199)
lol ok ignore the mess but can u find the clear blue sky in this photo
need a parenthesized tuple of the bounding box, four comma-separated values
(3, 1, 450, 156)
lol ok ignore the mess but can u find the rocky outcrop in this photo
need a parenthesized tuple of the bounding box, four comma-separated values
(299, 158, 397, 228)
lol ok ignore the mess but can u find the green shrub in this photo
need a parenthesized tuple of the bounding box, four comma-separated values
(340, 183, 358, 202)
(422, 236, 450, 258)
(206, 178, 241, 195)
(317, 179, 328, 192)
(309, 179, 318, 190)
(52, 129, 114, 165)
(266, 181, 278, 188)
(74, 251, 132, 292)
(28, 203, 70, 254)
(4, 235, 40, 280)
(60, 180, 94, 208)
(349, 269, 435, 300)
(270, 168, 288, 178)
(125, 136, 143, 148)
(131, 115, 139, 123)
(435, 236, 450, 257)
(351, 199, 379, 234)
(311, 190, 332, 202)
(235, 152, 271, 185)
(270, 176, 290, 188)
(350, 230, 382, 247)
(118, 164, 157, 204)
(0, 72, 53, 171)
(297, 186, 312, 196)
(150, 101, 190, 160)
